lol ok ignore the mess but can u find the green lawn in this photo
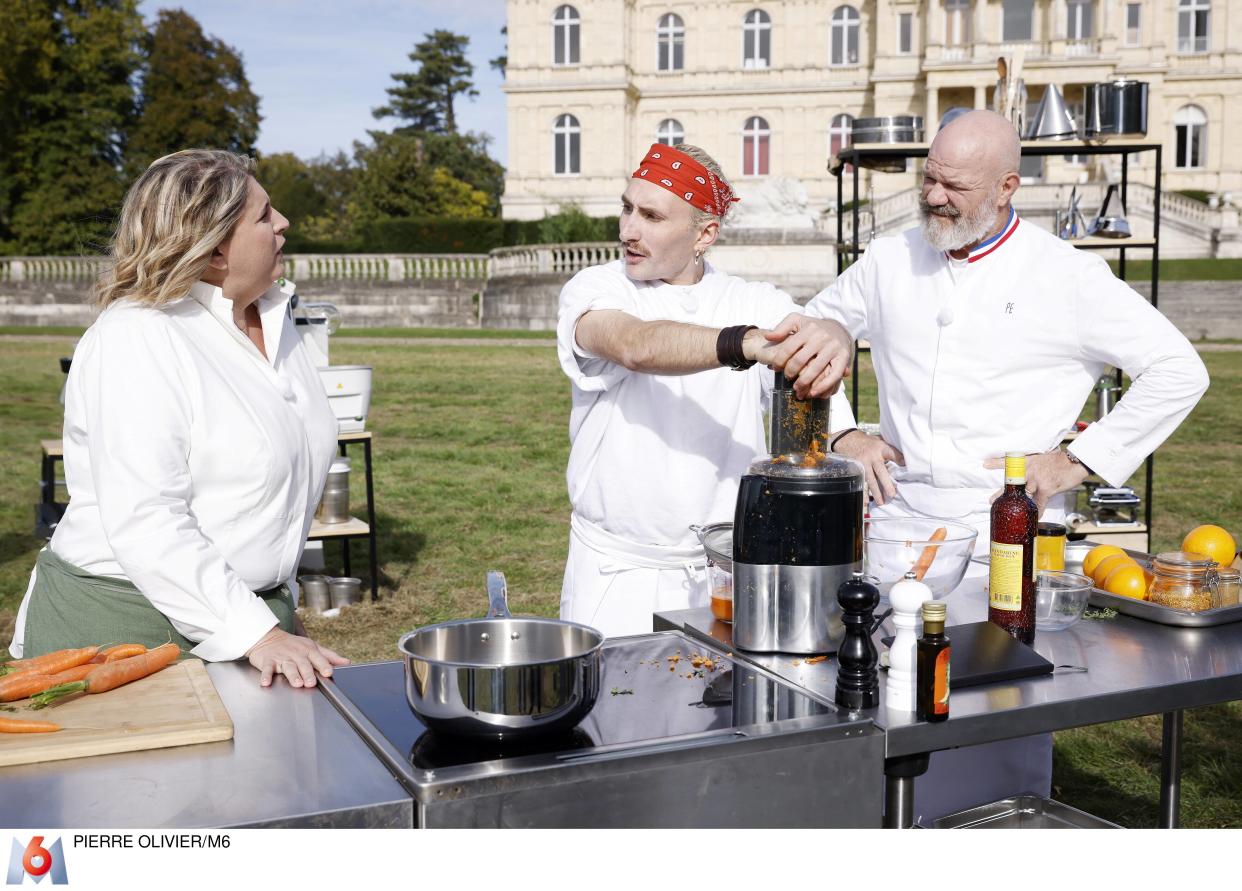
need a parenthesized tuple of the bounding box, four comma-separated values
(1, 336, 1239, 826)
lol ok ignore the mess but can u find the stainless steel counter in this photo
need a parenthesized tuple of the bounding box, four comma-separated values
(657, 575, 1242, 826)
(0, 662, 412, 828)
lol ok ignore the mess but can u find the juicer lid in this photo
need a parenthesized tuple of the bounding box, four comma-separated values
(747, 450, 865, 482)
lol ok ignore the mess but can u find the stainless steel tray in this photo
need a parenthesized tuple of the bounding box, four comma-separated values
(933, 794, 1120, 829)
(1082, 545, 1242, 627)
(1087, 588, 1242, 627)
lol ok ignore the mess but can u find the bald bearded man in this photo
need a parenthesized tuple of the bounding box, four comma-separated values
(767, 110, 1208, 824)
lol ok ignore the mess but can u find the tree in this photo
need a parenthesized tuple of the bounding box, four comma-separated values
(350, 131, 492, 222)
(489, 26, 507, 78)
(373, 30, 477, 134)
(258, 151, 357, 247)
(126, 9, 260, 173)
(0, 0, 146, 254)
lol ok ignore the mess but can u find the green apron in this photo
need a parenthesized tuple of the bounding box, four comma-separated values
(22, 548, 296, 658)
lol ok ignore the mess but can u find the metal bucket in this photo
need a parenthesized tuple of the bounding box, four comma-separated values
(397, 572, 605, 740)
(316, 458, 351, 524)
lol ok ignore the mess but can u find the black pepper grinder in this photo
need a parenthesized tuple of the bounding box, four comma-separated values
(834, 571, 880, 710)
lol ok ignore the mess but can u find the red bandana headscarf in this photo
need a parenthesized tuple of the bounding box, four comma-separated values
(631, 144, 740, 217)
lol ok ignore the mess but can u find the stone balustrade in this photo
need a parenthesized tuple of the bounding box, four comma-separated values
(284, 253, 488, 282)
(489, 243, 623, 278)
(0, 256, 106, 283)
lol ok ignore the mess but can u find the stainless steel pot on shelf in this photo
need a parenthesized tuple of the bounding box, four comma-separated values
(397, 571, 604, 740)
(1084, 79, 1148, 139)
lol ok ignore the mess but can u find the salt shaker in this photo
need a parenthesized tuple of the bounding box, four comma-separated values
(886, 571, 934, 713)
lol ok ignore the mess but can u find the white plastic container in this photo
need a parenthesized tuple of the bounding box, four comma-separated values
(318, 365, 373, 433)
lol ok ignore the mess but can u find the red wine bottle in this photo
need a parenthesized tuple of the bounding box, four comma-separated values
(988, 452, 1039, 645)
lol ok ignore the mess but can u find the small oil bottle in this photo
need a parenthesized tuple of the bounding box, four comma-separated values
(916, 601, 950, 723)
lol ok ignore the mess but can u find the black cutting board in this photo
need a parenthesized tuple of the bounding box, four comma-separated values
(883, 620, 1053, 688)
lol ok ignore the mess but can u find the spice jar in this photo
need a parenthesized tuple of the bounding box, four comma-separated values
(1215, 569, 1240, 608)
(1149, 551, 1219, 612)
(1036, 522, 1067, 571)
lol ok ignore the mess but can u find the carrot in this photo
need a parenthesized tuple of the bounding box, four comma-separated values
(0, 663, 99, 703)
(30, 643, 181, 709)
(911, 527, 949, 581)
(1, 647, 99, 677)
(0, 716, 61, 733)
(90, 644, 147, 664)
(0, 673, 59, 703)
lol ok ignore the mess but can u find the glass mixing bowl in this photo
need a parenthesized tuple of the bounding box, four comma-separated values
(1035, 570, 1094, 631)
(864, 518, 978, 599)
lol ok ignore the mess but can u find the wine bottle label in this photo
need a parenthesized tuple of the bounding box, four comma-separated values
(934, 648, 950, 715)
(989, 541, 1024, 611)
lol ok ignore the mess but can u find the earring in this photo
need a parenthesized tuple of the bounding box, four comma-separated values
(694, 250, 702, 265)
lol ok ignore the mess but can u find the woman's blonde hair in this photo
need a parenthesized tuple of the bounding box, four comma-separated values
(95, 149, 256, 309)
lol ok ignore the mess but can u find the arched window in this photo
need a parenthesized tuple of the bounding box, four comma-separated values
(1178, 0, 1210, 53)
(1067, 0, 1094, 39)
(830, 6, 860, 66)
(945, 0, 971, 46)
(742, 116, 770, 176)
(553, 113, 581, 175)
(656, 118, 685, 146)
(552, 5, 580, 66)
(1002, 0, 1034, 41)
(1174, 104, 1206, 168)
(743, 9, 772, 69)
(657, 13, 685, 71)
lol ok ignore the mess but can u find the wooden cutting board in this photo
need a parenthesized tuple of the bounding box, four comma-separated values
(0, 659, 233, 767)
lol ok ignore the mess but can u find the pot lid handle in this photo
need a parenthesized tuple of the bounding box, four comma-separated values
(486, 571, 512, 618)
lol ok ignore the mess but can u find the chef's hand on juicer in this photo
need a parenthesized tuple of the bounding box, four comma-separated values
(763, 314, 854, 399)
(983, 449, 1090, 513)
(246, 627, 351, 689)
(832, 430, 905, 507)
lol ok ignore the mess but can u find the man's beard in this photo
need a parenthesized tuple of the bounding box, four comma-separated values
(919, 187, 1003, 252)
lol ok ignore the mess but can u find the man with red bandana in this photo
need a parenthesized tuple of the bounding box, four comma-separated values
(556, 143, 856, 637)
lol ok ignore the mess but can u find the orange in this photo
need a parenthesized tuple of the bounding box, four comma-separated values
(1182, 524, 1238, 569)
(1091, 553, 1137, 586)
(1082, 544, 1125, 579)
(1103, 562, 1149, 601)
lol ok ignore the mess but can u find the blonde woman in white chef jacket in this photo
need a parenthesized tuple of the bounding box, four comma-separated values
(763, 110, 1209, 824)
(10, 150, 350, 689)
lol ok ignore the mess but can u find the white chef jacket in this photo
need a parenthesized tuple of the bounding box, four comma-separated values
(558, 259, 857, 551)
(805, 212, 1208, 520)
(9, 280, 339, 661)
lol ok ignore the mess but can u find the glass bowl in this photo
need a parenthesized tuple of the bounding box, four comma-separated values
(864, 518, 978, 599)
(1035, 570, 1093, 631)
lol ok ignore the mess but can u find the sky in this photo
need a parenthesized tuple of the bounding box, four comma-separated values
(136, 0, 509, 164)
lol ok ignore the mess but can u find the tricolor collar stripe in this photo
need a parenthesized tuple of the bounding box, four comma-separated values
(965, 208, 1020, 263)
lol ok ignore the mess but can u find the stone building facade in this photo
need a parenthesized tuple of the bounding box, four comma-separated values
(500, 0, 1242, 220)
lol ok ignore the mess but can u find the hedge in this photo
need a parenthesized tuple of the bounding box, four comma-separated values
(282, 215, 620, 255)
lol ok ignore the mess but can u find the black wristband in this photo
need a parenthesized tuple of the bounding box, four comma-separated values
(716, 325, 758, 370)
(829, 428, 859, 451)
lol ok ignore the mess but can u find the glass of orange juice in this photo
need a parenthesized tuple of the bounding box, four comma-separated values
(1036, 522, 1067, 571)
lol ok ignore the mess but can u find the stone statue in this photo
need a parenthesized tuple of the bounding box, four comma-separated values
(724, 177, 816, 230)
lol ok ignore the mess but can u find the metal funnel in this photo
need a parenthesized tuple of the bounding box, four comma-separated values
(1024, 84, 1077, 140)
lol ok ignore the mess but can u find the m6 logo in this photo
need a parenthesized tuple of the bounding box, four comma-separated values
(6, 837, 68, 885)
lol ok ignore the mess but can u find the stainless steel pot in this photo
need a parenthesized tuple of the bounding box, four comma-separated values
(397, 571, 604, 740)
(850, 115, 924, 144)
(1084, 79, 1148, 139)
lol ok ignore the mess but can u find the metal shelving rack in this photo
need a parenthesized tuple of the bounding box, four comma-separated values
(833, 139, 1163, 548)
